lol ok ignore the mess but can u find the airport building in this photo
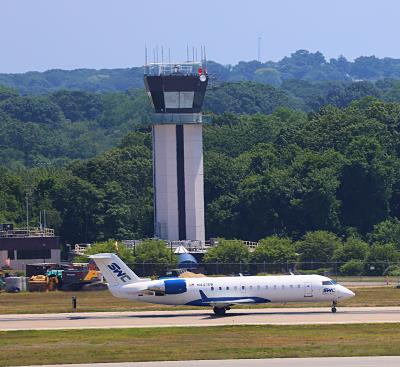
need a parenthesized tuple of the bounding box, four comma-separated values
(144, 59, 208, 243)
(0, 224, 61, 271)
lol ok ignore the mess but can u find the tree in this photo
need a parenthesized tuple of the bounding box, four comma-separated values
(366, 243, 399, 275)
(368, 218, 400, 250)
(75, 240, 134, 264)
(333, 237, 370, 263)
(134, 239, 177, 276)
(251, 235, 296, 273)
(252, 236, 296, 263)
(203, 239, 250, 274)
(296, 231, 341, 269)
(340, 260, 364, 276)
(254, 68, 282, 86)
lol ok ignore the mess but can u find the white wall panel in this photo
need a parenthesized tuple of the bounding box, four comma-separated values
(183, 124, 205, 242)
(153, 125, 179, 241)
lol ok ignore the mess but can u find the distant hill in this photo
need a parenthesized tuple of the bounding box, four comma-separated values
(2, 50, 400, 94)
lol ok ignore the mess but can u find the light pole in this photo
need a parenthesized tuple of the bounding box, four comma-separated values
(42, 243, 46, 264)
(25, 193, 29, 234)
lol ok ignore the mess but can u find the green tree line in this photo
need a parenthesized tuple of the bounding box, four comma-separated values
(2, 78, 400, 168)
(2, 97, 400, 253)
(2, 50, 400, 94)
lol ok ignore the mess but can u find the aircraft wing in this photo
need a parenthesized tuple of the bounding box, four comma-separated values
(198, 290, 263, 307)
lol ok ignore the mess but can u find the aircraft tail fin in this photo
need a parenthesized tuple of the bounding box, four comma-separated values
(90, 253, 141, 287)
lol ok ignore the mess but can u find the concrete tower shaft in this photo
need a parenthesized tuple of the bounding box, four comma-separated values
(144, 61, 208, 243)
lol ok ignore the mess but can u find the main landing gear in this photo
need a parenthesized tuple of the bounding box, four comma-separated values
(331, 300, 337, 313)
(213, 306, 230, 316)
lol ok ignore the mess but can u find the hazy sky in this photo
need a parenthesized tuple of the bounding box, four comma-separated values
(1, 0, 399, 73)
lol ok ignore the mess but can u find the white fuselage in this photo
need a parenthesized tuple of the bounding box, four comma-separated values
(108, 274, 354, 307)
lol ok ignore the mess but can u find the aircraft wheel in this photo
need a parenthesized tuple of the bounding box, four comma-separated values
(213, 307, 226, 316)
(331, 307, 337, 313)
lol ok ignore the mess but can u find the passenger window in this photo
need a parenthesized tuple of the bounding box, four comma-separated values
(241, 286, 245, 290)
(281, 285, 285, 289)
(290, 285, 293, 288)
(257, 285, 260, 290)
(297, 285, 301, 288)
(226, 286, 229, 290)
(219, 286, 222, 290)
(234, 286, 237, 290)
(273, 285, 277, 289)
(211, 287, 214, 291)
(265, 285, 268, 289)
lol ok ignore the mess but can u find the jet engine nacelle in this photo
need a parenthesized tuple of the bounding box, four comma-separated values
(147, 279, 187, 295)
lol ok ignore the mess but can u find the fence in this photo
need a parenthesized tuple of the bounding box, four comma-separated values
(125, 261, 400, 278)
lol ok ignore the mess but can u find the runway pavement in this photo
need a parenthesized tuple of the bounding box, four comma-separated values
(21, 356, 400, 367)
(1, 306, 400, 330)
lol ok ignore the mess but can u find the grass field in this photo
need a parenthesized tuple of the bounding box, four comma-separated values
(0, 286, 399, 314)
(1, 324, 400, 366)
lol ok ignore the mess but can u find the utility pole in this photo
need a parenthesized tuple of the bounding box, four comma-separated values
(25, 193, 29, 233)
(257, 35, 261, 62)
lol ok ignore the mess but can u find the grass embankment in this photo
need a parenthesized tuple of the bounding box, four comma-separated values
(0, 286, 399, 314)
(1, 324, 400, 366)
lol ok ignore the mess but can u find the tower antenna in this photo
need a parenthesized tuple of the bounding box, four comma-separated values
(257, 35, 261, 62)
(145, 44, 148, 71)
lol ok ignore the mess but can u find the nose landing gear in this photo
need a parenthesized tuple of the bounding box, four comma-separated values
(331, 300, 337, 313)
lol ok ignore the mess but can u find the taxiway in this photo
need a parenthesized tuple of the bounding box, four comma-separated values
(1, 306, 400, 330)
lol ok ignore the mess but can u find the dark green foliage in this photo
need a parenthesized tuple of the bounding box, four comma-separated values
(368, 218, 400, 250)
(366, 243, 399, 275)
(0, 89, 151, 168)
(203, 239, 250, 264)
(4, 50, 400, 95)
(340, 259, 365, 276)
(134, 239, 177, 275)
(0, 67, 145, 94)
(75, 240, 135, 264)
(333, 237, 370, 263)
(2, 60, 400, 264)
(204, 81, 300, 114)
(251, 236, 297, 263)
(296, 231, 341, 269)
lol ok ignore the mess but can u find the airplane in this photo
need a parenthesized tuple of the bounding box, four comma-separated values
(90, 253, 355, 316)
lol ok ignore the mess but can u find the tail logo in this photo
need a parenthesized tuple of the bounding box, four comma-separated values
(107, 262, 132, 283)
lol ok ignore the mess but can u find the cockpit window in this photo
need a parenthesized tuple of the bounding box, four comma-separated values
(322, 280, 334, 285)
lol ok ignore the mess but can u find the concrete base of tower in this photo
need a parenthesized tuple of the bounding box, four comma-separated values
(152, 123, 205, 243)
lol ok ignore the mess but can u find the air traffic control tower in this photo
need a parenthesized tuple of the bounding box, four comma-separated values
(144, 59, 208, 243)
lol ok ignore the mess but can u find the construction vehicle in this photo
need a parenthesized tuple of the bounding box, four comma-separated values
(28, 274, 58, 292)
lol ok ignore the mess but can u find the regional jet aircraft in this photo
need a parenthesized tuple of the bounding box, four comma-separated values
(90, 253, 355, 316)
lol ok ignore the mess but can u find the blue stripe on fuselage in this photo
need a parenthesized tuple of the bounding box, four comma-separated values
(185, 290, 271, 306)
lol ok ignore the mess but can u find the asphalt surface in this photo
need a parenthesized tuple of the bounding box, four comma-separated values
(20, 356, 400, 367)
(2, 306, 400, 330)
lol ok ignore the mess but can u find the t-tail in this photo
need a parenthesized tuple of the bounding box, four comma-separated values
(90, 253, 142, 288)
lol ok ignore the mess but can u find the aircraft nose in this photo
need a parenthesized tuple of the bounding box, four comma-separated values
(339, 285, 355, 299)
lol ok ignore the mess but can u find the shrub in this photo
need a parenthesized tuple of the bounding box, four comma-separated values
(340, 259, 364, 276)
